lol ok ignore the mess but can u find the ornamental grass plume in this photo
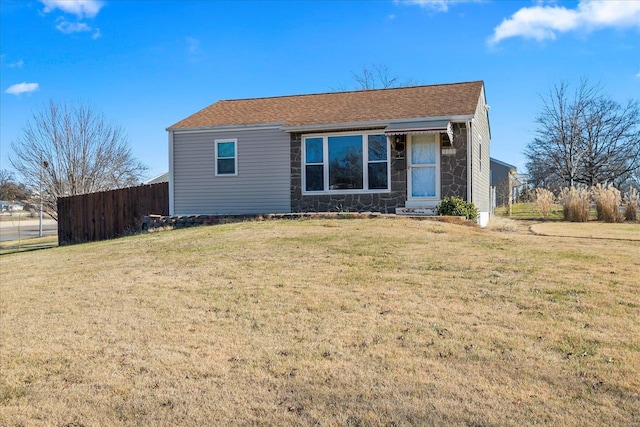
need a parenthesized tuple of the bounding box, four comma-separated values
(559, 187, 590, 222)
(623, 187, 639, 221)
(534, 188, 554, 219)
(592, 183, 622, 223)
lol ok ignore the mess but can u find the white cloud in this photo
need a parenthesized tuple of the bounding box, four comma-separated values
(636, 71, 640, 78)
(186, 37, 204, 62)
(398, 0, 480, 13)
(56, 20, 92, 34)
(9, 59, 25, 68)
(41, 0, 103, 19)
(490, 0, 640, 45)
(41, 0, 103, 37)
(186, 37, 201, 55)
(5, 82, 39, 96)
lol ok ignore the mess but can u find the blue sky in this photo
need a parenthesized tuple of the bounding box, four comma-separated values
(1, 0, 639, 180)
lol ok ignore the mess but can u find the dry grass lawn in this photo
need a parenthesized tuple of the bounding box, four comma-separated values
(1, 218, 639, 426)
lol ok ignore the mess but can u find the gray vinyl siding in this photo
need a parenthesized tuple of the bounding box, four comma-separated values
(471, 88, 491, 213)
(172, 127, 290, 215)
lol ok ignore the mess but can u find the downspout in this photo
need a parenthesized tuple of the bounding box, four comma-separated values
(466, 119, 472, 203)
(168, 130, 175, 216)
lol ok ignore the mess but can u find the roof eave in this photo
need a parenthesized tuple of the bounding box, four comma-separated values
(281, 114, 475, 133)
(167, 122, 286, 133)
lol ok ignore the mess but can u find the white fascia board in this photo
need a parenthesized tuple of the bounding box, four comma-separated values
(387, 114, 474, 124)
(282, 121, 388, 133)
(281, 115, 475, 133)
(167, 122, 286, 133)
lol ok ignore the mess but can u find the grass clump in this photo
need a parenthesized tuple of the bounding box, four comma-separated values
(485, 216, 519, 232)
(623, 188, 639, 221)
(592, 183, 622, 223)
(437, 196, 478, 220)
(534, 188, 555, 219)
(559, 187, 591, 222)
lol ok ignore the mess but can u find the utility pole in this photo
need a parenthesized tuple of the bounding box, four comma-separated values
(38, 158, 48, 237)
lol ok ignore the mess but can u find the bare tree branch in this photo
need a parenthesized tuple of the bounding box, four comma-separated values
(525, 80, 640, 189)
(349, 64, 416, 90)
(10, 100, 148, 220)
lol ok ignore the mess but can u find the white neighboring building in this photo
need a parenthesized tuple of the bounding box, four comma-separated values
(0, 201, 25, 212)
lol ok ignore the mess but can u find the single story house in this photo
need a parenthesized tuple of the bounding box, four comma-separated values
(490, 157, 517, 207)
(143, 172, 169, 185)
(167, 80, 491, 225)
(490, 157, 517, 188)
(490, 158, 529, 208)
(0, 200, 25, 212)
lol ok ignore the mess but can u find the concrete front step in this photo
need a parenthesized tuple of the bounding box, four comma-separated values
(395, 207, 438, 216)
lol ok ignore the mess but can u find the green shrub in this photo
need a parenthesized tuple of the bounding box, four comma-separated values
(437, 196, 478, 220)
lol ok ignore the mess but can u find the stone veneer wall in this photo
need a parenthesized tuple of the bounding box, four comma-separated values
(440, 123, 468, 200)
(290, 132, 407, 214)
(290, 123, 468, 213)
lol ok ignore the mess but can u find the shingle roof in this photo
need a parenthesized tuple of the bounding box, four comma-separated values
(169, 80, 484, 130)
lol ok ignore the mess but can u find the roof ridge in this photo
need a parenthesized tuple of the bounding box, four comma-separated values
(217, 80, 484, 103)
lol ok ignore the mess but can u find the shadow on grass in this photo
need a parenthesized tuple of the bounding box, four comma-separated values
(0, 238, 58, 255)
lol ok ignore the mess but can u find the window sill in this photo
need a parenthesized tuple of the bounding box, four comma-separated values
(302, 189, 391, 196)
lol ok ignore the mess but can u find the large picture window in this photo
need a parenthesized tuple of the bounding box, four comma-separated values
(215, 139, 237, 176)
(303, 132, 389, 193)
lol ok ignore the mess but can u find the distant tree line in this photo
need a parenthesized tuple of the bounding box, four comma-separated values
(0, 169, 30, 201)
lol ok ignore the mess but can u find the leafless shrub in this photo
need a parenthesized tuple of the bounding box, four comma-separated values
(559, 187, 590, 222)
(534, 188, 555, 219)
(623, 188, 639, 221)
(592, 183, 622, 223)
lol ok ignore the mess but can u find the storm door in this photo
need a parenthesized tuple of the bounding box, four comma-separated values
(407, 134, 440, 204)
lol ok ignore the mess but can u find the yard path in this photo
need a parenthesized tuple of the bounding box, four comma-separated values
(530, 221, 640, 241)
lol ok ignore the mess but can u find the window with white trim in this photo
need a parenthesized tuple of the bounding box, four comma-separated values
(303, 132, 390, 193)
(215, 139, 237, 176)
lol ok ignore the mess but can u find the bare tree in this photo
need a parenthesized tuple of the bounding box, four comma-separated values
(334, 64, 419, 91)
(352, 64, 400, 90)
(525, 80, 640, 189)
(10, 100, 147, 220)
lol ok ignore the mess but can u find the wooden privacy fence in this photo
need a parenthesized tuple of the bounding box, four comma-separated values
(57, 182, 169, 245)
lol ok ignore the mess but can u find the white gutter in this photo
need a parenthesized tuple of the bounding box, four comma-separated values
(167, 122, 285, 133)
(168, 130, 175, 215)
(167, 115, 477, 135)
(282, 115, 474, 133)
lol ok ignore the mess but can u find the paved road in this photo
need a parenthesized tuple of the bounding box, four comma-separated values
(0, 218, 57, 242)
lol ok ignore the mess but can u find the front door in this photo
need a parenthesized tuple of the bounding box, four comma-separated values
(407, 134, 440, 207)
